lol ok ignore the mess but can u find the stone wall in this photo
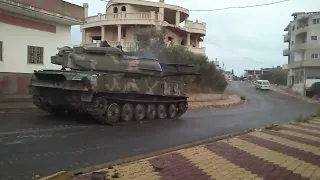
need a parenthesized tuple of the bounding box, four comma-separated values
(0, 72, 32, 99)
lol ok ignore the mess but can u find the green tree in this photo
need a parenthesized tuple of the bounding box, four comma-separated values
(260, 69, 287, 85)
(132, 26, 228, 92)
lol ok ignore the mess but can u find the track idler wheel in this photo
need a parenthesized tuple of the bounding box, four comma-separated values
(177, 102, 188, 117)
(106, 103, 121, 123)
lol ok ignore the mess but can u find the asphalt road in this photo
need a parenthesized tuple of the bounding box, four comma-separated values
(0, 81, 317, 179)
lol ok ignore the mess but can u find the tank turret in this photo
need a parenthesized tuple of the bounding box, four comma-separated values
(50, 45, 164, 76)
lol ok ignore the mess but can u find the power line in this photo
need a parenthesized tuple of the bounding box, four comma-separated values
(188, 0, 290, 11)
(99, 0, 290, 12)
(204, 38, 273, 66)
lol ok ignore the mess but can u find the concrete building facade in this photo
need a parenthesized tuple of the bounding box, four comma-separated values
(244, 68, 270, 80)
(81, 0, 206, 55)
(283, 12, 320, 96)
(0, 0, 85, 97)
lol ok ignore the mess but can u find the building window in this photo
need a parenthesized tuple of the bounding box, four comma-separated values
(311, 36, 318, 40)
(27, 46, 43, 64)
(292, 25, 295, 31)
(122, 28, 126, 38)
(311, 53, 319, 59)
(0, 41, 2, 61)
(313, 18, 320, 24)
(291, 41, 294, 45)
(113, 7, 118, 13)
(121, 6, 126, 11)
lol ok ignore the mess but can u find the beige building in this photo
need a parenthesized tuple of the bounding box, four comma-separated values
(283, 12, 320, 96)
(80, 0, 206, 55)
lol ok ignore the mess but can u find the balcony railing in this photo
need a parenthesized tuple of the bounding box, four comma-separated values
(283, 49, 289, 56)
(83, 12, 161, 27)
(286, 59, 320, 69)
(283, 33, 290, 42)
(187, 46, 206, 55)
(296, 24, 309, 34)
(184, 20, 206, 35)
(83, 12, 206, 35)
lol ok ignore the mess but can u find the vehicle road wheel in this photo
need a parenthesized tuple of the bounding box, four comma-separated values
(157, 104, 166, 119)
(146, 104, 156, 120)
(168, 104, 177, 119)
(106, 103, 120, 123)
(121, 103, 134, 122)
(134, 104, 146, 121)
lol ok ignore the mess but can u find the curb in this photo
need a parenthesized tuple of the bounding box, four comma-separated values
(39, 130, 250, 180)
(270, 87, 320, 104)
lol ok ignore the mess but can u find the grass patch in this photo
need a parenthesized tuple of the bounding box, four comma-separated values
(264, 124, 281, 131)
(295, 114, 312, 123)
(240, 96, 246, 101)
(112, 172, 120, 178)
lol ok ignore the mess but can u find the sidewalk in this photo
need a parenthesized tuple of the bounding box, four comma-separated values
(271, 85, 320, 104)
(0, 94, 37, 113)
(50, 118, 320, 180)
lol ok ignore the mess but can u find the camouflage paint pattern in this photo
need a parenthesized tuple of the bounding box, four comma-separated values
(28, 45, 198, 125)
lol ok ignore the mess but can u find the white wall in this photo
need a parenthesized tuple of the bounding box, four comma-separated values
(0, 22, 71, 73)
(294, 51, 304, 61)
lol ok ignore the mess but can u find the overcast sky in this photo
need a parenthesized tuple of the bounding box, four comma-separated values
(66, 0, 320, 76)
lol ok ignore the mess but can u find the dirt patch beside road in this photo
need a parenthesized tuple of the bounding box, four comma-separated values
(187, 93, 243, 109)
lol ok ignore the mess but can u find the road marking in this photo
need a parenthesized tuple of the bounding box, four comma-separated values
(249, 132, 320, 155)
(282, 124, 320, 135)
(224, 138, 320, 179)
(178, 146, 262, 180)
(277, 130, 320, 142)
(99, 160, 161, 180)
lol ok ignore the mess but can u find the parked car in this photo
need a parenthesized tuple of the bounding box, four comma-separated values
(255, 80, 270, 90)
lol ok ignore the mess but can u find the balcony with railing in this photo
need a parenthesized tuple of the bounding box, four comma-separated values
(183, 20, 206, 35)
(283, 49, 289, 56)
(187, 46, 206, 55)
(82, 12, 163, 28)
(283, 33, 290, 43)
(82, 12, 206, 35)
(296, 24, 309, 35)
(282, 64, 289, 70)
(286, 59, 320, 69)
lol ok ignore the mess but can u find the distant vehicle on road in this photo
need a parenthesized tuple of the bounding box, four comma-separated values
(255, 80, 270, 90)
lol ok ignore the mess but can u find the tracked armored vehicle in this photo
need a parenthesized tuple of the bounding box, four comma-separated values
(28, 43, 200, 125)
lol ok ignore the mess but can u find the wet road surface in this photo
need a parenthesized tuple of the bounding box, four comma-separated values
(0, 81, 317, 179)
